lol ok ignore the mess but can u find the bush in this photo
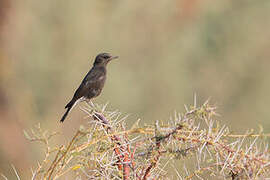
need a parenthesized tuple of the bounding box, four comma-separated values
(23, 100, 270, 179)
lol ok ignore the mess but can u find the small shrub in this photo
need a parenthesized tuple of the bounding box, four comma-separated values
(24, 100, 270, 179)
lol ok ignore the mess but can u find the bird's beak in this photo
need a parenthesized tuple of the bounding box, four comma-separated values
(108, 56, 119, 61)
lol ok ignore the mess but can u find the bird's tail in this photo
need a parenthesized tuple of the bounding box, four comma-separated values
(60, 100, 75, 122)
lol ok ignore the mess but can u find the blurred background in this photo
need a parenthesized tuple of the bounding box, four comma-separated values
(0, 0, 270, 178)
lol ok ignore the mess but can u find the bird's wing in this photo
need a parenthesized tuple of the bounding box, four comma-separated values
(72, 68, 105, 100)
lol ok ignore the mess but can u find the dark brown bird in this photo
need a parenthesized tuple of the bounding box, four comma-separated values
(60, 53, 118, 122)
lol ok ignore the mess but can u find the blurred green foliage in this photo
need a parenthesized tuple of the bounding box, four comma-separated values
(1, 0, 270, 179)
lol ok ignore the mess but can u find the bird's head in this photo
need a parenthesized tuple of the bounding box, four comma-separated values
(93, 53, 118, 66)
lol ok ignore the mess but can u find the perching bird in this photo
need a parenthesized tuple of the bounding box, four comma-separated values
(60, 53, 118, 122)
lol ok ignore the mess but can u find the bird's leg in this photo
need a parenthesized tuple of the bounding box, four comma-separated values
(89, 100, 94, 107)
(87, 99, 95, 107)
(83, 98, 94, 108)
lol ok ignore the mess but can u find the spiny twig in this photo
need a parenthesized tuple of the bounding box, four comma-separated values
(25, 101, 270, 179)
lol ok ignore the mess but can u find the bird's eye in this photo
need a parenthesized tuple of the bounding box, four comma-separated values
(104, 55, 110, 59)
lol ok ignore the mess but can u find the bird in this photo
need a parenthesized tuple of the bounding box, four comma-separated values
(60, 53, 118, 122)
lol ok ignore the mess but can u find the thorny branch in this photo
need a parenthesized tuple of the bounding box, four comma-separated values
(24, 101, 270, 179)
